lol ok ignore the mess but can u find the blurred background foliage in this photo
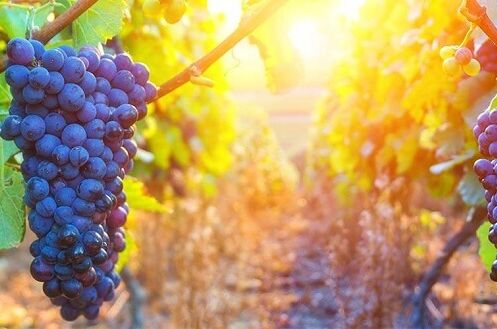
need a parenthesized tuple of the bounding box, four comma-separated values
(3, 0, 497, 328)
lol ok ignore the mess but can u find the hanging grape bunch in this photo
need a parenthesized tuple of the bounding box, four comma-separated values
(143, 0, 187, 23)
(473, 109, 497, 281)
(440, 45, 481, 76)
(0, 38, 157, 321)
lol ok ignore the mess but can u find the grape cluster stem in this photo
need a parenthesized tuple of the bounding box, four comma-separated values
(0, 0, 291, 102)
(460, 0, 497, 47)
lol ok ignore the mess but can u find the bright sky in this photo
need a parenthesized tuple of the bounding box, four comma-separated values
(206, 0, 365, 90)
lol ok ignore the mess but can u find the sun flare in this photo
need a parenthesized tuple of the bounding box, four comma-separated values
(288, 21, 324, 60)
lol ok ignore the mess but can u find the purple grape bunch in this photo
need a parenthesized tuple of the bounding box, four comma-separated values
(473, 109, 497, 281)
(0, 38, 157, 321)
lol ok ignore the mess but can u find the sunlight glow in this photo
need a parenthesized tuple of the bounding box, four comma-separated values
(288, 21, 324, 60)
(335, 0, 365, 20)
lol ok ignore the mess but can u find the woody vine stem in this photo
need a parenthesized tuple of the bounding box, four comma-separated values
(0, 0, 290, 101)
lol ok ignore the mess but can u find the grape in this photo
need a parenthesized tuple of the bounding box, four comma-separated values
(101, 147, 114, 163)
(45, 113, 67, 136)
(21, 115, 46, 141)
(5, 65, 30, 88)
(29, 39, 45, 61)
(77, 179, 104, 202)
(0, 115, 22, 140)
(69, 146, 90, 167)
(144, 82, 158, 102)
(28, 211, 54, 237)
(95, 276, 114, 297)
(41, 245, 60, 264)
(95, 104, 111, 122)
(114, 53, 132, 71)
(95, 58, 117, 81)
(23, 85, 45, 105)
(29, 67, 51, 89)
(54, 206, 73, 225)
(22, 156, 41, 179)
(79, 50, 100, 72)
(30, 257, 55, 282)
(84, 139, 105, 157)
(131, 63, 149, 86)
(128, 84, 146, 105)
(0, 40, 153, 321)
(72, 198, 96, 217)
(105, 121, 123, 141)
(60, 163, 80, 180)
(46, 72, 65, 95)
(136, 102, 148, 120)
(111, 70, 135, 92)
(59, 45, 77, 57)
(61, 279, 83, 298)
(84, 119, 106, 139)
(58, 83, 86, 112)
(123, 127, 135, 139)
(36, 197, 57, 217)
(62, 124, 87, 147)
(105, 177, 123, 195)
(26, 104, 49, 117)
(14, 136, 35, 152)
(7, 38, 35, 65)
(108, 88, 129, 107)
(164, 0, 187, 24)
(463, 58, 481, 76)
(82, 157, 107, 180)
(442, 57, 461, 76)
(73, 258, 92, 273)
(455, 47, 473, 65)
(9, 101, 26, 116)
(37, 160, 59, 180)
(42, 49, 65, 71)
(43, 95, 59, 109)
(95, 77, 111, 94)
(57, 224, 79, 248)
(52, 144, 71, 166)
(79, 72, 97, 95)
(123, 139, 138, 158)
(113, 104, 138, 128)
(93, 91, 109, 105)
(113, 148, 129, 166)
(35, 134, 61, 158)
(61, 57, 86, 83)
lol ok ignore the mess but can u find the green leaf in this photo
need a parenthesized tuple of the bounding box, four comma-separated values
(0, 3, 30, 38)
(0, 2, 53, 38)
(1, 140, 18, 166)
(0, 72, 11, 108)
(477, 221, 494, 273)
(0, 140, 25, 249)
(32, 2, 55, 29)
(124, 176, 167, 213)
(429, 151, 474, 175)
(57, 0, 127, 49)
(0, 137, 24, 249)
(458, 170, 485, 206)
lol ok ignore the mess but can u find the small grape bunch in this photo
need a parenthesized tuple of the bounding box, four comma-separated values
(440, 45, 481, 77)
(143, 0, 187, 24)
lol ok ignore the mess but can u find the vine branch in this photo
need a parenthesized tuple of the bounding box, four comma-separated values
(121, 266, 146, 329)
(410, 207, 487, 329)
(0, 0, 98, 73)
(460, 0, 497, 46)
(153, 0, 290, 101)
